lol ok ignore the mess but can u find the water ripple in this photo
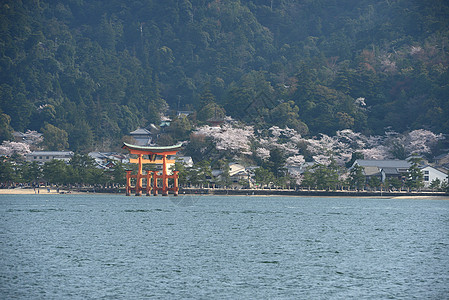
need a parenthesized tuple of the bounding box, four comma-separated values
(1, 194, 448, 299)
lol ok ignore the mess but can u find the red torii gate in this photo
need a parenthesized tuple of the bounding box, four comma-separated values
(122, 142, 182, 196)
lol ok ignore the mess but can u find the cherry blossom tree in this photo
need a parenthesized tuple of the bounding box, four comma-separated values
(0, 141, 31, 156)
(405, 129, 443, 155)
(22, 130, 43, 145)
(286, 155, 305, 167)
(194, 123, 255, 154)
(193, 119, 445, 175)
(255, 147, 270, 161)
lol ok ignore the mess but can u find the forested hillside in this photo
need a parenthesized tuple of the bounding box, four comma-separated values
(1, 0, 448, 152)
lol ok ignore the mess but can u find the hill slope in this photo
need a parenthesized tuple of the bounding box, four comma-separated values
(1, 0, 448, 151)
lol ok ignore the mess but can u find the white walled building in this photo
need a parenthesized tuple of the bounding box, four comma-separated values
(26, 151, 74, 163)
(420, 166, 448, 187)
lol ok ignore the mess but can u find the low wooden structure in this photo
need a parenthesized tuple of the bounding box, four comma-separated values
(122, 143, 182, 196)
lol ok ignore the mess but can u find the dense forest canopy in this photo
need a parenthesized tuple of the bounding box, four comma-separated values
(1, 0, 448, 152)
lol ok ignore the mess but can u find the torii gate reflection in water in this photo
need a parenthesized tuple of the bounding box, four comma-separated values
(122, 143, 182, 196)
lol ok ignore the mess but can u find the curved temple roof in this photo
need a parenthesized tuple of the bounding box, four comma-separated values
(122, 142, 183, 153)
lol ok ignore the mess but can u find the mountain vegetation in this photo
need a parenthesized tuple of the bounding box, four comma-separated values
(1, 0, 449, 154)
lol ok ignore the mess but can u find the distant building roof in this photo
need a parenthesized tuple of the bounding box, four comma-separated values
(130, 128, 151, 135)
(434, 153, 449, 160)
(354, 160, 411, 169)
(13, 132, 24, 138)
(212, 169, 223, 177)
(382, 167, 400, 175)
(25, 151, 74, 163)
(129, 128, 153, 146)
(177, 111, 194, 117)
(363, 166, 381, 176)
(149, 124, 159, 131)
(27, 151, 74, 156)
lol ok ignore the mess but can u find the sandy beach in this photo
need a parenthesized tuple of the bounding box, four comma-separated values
(0, 188, 75, 195)
(391, 195, 449, 200)
(0, 187, 447, 199)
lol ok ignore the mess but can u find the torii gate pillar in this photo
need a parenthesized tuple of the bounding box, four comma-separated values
(122, 143, 182, 197)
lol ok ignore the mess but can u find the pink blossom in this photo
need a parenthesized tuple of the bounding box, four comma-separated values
(286, 155, 305, 167)
(405, 129, 443, 154)
(360, 146, 390, 160)
(0, 141, 31, 156)
(194, 124, 254, 154)
(22, 130, 43, 145)
(312, 155, 331, 166)
(256, 148, 270, 160)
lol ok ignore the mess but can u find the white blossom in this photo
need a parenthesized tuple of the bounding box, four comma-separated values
(256, 147, 270, 160)
(195, 121, 444, 170)
(355, 97, 366, 107)
(286, 155, 305, 167)
(269, 126, 282, 138)
(22, 130, 43, 145)
(360, 145, 390, 160)
(410, 46, 423, 55)
(194, 123, 254, 153)
(405, 129, 443, 154)
(312, 154, 331, 166)
(0, 141, 31, 156)
(288, 169, 303, 185)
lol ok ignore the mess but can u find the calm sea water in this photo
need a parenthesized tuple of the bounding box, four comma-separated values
(1, 194, 448, 299)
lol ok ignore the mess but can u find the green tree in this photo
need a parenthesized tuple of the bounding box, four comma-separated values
(301, 164, 339, 190)
(157, 134, 175, 146)
(0, 87, 33, 132)
(429, 178, 441, 191)
(43, 160, 69, 185)
(197, 102, 226, 122)
(406, 157, 424, 190)
(0, 112, 13, 142)
(29, 104, 56, 131)
(254, 167, 275, 187)
(169, 115, 192, 140)
(18, 162, 42, 184)
(41, 124, 69, 150)
(188, 160, 212, 188)
(442, 176, 449, 194)
(270, 101, 308, 135)
(171, 162, 187, 187)
(0, 159, 16, 184)
(111, 162, 126, 186)
(385, 177, 403, 191)
(391, 140, 406, 160)
(348, 164, 365, 190)
(88, 168, 109, 185)
(67, 120, 94, 152)
(265, 148, 286, 178)
(368, 176, 382, 191)
(199, 86, 216, 107)
(69, 154, 97, 184)
(217, 159, 232, 188)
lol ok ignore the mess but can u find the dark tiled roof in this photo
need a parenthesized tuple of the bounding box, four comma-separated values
(382, 167, 400, 175)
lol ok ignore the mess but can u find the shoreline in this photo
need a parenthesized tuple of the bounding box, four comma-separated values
(1, 187, 447, 199)
(0, 188, 89, 195)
